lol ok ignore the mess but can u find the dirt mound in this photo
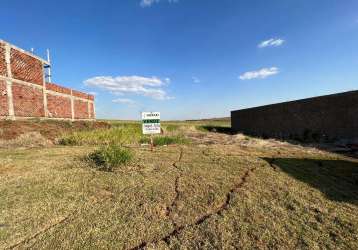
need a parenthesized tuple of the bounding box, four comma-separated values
(0, 120, 110, 141)
(0, 132, 52, 148)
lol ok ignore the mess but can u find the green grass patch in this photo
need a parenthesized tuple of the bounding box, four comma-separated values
(140, 135, 189, 146)
(164, 124, 179, 132)
(58, 124, 142, 146)
(87, 144, 133, 171)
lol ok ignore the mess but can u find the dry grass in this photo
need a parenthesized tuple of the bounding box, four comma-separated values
(0, 120, 358, 249)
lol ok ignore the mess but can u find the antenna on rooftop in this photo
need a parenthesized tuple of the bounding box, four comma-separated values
(44, 49, 52, 82)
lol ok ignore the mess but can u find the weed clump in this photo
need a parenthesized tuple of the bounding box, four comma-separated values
(87, 144, 133, 171)
(57, 137, 77, 146)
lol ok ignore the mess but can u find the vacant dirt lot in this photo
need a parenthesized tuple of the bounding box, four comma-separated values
(0, 121, 357, 249)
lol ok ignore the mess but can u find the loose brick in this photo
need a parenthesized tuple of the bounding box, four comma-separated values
(11, 48, 43, 85)
(0, 80, 8, 116)
(12, 82, 44, 117)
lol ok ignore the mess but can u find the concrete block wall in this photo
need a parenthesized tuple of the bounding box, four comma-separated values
(0, 40, 95, 121)
(231, 91, 358, 142)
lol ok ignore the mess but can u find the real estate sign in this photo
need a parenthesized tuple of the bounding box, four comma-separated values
(142, 112, 161, 135)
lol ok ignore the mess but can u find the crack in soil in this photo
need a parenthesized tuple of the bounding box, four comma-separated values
(165, 176, 180, 224)
(130, 166, 256, 250)
(5, 171, 103, 250)
(172, 147, 184, 171)
(165, 147, 184, 225)
(6, 210, 78, 250)
(7, 183, 141, 250)
(178, 147, 184, 162)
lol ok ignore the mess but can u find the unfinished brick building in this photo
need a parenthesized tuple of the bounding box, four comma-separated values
(0, 40, 95, 121)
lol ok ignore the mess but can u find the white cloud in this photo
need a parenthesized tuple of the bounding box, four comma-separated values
(112, 98, 136, 105)
(140, 0, 178, 7)
(88, 91, 97, 96)
(258, 38, 285, 48)
(239, 67, 279, 80)
(84, 75, 173, 100)
(192, 76, 200, 83)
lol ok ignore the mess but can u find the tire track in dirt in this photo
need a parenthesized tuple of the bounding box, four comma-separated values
(130, 165, 257, 250)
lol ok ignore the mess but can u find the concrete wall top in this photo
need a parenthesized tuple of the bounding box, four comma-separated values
(231, 90, 358, 114)
(231, 90, 358, 142)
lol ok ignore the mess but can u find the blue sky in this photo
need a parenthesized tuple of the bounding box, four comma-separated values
(1, 0, 357, 120)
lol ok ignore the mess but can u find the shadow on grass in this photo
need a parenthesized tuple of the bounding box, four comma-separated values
(262, 158, 358, 205)
(231, 129, 358, 159)
(199, 126, 233, 135)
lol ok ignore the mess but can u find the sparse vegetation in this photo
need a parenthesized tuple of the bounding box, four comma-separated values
(1, 118, 357, 249)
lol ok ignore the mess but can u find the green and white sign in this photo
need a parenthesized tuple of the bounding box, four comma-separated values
(142, 112, 161, 135)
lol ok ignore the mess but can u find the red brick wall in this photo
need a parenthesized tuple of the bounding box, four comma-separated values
(46, 82, 72, 95)
(89, 102, 95, 119)
(74, 99, 89, 119)
(0, 41, 95, 120)
(72, 89, 90, 100)
(47, 94, 72, 118)
(0, 80, 8, 116)
(12, 82, 44, 117)
(0, 43, 7, 77)
(10, 48, 43, 85)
